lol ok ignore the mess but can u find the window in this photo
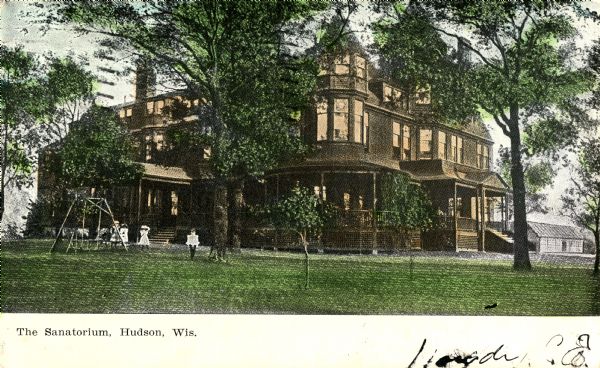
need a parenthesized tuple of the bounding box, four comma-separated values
(154, 133, 164, 151)
(146, 101, 154, 114)
(363, 112, 369, 147)
(145, 134, 152, 161)
(353, 100, 363, 143)
(477, 144, 489, 168)
(457, 137, 464, 164)
(333, 99, 349, 141)
(147, 189, 152, 208)
(334, 54, 350, 75)
(156, 100, 165, 114)
(203, 146, 212, 159)
(383, 84, 402, 104)
(126, 108, 132, 117)
(316, 100, 328, 141)
(402, 125, 411, 161)
(313, 186, 321, 198)
(419, 128, 432, 159)
(356, 56, 366, 79)
(450, 135, 457, 161)
(438, 131, 447, 159)
(393, 121, 401, 158)
(416, 85, 431, 105)
(482, 145, 489, 169)
(119, 109, 126, 118)
(562, 240, 567, 252)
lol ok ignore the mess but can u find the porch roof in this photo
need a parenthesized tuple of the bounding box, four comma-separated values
(273, 156, 409, 176)
(139, 162, 211, 184)
(400, 160, 509, 192)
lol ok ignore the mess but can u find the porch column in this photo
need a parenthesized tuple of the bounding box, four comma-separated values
(476, 187, 481, 250)
(479, 186, 486, 252)
(136, 179, 142, 242)
(504, 194, 509, 232)
(320, 172, 325, 200)
(501, 195, 505, 232)
(453, 182, 458, 251)
(372, 172, 378, 254)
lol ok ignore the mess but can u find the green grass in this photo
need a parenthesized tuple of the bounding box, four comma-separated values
(2, 240, 599, 315)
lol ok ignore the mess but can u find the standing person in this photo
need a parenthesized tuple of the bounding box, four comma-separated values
(186, 228, 199, 260)
(110, 221, 120, 248)
(119, 223, 129, 244)
(139, 225, 150, 250)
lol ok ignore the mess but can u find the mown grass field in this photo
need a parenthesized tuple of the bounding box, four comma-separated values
(2, 240, 599, 315)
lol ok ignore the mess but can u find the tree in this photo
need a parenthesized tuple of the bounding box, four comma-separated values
(260, 186, 331, 288)
(48, 0, 352, 260)
(0, 45, 94, 222)
(373, 1, 593, 270)
(496, 146, 554, 214)
(57, 105, 143, 189)
(561, 138, 600, 276)
(379, 173, 436, 249)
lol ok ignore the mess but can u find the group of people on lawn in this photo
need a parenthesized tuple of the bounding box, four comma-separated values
(108, 222, 200, 259)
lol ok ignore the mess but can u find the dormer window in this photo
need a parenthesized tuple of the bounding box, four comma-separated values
(334, 55, 350, 75)
(416, 85, 431, 105)
(356, 56, 366, 79)
(383, 84, 402, 104)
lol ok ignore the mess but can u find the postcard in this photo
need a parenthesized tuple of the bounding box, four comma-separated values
(1, 1, 599, 367)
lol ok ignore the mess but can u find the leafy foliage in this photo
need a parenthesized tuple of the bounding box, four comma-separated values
(57, 105, 143, 189)
(372, 0, 595, 270)
(1, 45, 95, 221)
(379, 172, 436, 231)
(562, 138, 600, 275)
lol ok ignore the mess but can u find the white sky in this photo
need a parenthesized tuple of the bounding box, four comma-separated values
(2, 0, 600, 230)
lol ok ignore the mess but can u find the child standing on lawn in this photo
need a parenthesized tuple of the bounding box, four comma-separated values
(186, 228, 200, 260)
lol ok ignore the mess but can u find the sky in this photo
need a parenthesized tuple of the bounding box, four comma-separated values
(2, 0, 600, 232)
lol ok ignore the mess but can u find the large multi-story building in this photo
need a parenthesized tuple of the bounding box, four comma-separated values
(41, 48, 512, 252)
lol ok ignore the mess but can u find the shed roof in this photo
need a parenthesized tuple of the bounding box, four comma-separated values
(528, 221, 584, 240)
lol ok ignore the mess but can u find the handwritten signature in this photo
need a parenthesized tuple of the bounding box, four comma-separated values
(408, 334, 591, 368)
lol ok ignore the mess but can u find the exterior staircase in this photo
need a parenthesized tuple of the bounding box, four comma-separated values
(485, 228, 514, 253)
(149, 227, 176, 245)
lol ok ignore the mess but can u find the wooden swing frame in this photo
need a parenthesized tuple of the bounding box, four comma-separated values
(49, 194, 128, 253)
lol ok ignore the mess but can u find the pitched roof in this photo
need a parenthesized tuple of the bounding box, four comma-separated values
(528, 221, 584, 240)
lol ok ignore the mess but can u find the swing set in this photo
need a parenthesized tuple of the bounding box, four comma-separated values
(49, 193, 129, 253)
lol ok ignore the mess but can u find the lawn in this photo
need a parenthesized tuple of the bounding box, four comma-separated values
(2, 240, 599, 315)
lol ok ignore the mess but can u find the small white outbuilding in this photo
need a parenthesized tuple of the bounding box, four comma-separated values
(527, 221, 584, 253)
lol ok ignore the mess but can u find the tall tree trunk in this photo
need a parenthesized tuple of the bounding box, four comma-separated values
(212, 182, 228, 260)
(509, 110, 532, 271)
(301, 231, 310, 289)
(228, 179, 244, 253)
(594, 231, 599, 277)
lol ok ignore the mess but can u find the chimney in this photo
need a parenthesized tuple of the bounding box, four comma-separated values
(135, 59, 156, 101)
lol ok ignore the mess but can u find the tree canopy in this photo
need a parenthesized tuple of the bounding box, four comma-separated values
(372, 0, 595, 270)
(57, 105, 142, 189)
(0, 45, 95, 220)
(48, 0, 351, 259)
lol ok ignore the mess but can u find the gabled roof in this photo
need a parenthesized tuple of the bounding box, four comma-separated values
(528, 221, 584, 240)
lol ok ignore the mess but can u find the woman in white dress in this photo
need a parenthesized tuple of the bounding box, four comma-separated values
(139, 225, 150, 250)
